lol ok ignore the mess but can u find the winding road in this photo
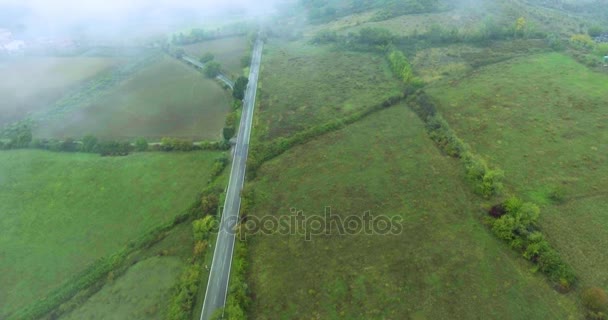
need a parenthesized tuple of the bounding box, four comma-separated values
(199, 37, 263, 320)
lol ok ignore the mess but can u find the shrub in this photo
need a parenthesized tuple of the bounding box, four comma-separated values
(570, 34, 595, 49)
(135, 138, 148, 152)
(492, 215, 517, 241)
(200, 52, 214, 63)
(81, 135, 98, 153)
(387, 49, 413, 83)
(193, 216, 217, 241)
(583, 288, 608, 313)
(223, 127, 236, 141)
(204, 61, 222, 78)
(166, 264, 202, 320)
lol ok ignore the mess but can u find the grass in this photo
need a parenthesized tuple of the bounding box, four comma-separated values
(426, 52, 608, 289)
(0, 57, 122, 127)
(254, 39, 402, 142)
(0, 149, 224, 318)
(33, 55, 231, 141)
(246, 104, 581, 319)
(59, 221, 195, 320)
(182, 36, 249, 78)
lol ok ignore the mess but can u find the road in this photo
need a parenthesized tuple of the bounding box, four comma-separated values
(182, 55, 234, 89)
(199, 37, 263, 320)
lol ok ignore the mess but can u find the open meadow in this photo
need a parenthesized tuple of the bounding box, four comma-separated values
(0, 57, 122, 127)
(246, 104, 581, 319)
(0, 149, 224, 318)
(33, 56, 231, 141)
(254, 39, 402, 142)
(427, 52, 608, 288)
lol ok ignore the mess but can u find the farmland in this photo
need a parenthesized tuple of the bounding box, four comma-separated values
(182, 36, 250, 78)
(427, 52, 608, 288)
(34, 56, 231, 141)
(254, 39, 402, 142)
(0, 57, 122, 127)
(245, 104, 580, 319)
(0, 149, 224, 318)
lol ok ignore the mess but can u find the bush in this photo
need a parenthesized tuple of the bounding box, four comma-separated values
(223, 127, 236, 141)
(200, 52, 214, 64)
(160, 138, 194, 151)
(583, 288, 608, 313)
(570, 34, 595, 49)
(166, 264, 202, 320)
(193, 216, 217, 241)
(462, 153, 503, 198)
(135, 138, 149, 152)
(204, 62, 222, 78)
(81, 135, 98, 153)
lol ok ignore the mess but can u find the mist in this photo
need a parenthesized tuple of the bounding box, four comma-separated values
(0, 0, 285, 43)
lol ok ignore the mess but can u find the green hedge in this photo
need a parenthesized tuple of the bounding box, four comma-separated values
(247, 92, 407, 178)
(490, 197, 576, 290)
(407, 91, 503, 198)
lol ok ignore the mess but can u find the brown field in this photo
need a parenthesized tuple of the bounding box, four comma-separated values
(0, 57, 122, 127)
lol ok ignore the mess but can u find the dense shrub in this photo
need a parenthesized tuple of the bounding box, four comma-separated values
(135, 138, 149, 152)
(583, 288, 608, 313)
(462, 152, 504, 198)
(232, 76, 249, 100)
(200, 52, 215, 64)
(96, 141, 132, 156)
(387, 49, 413, 83)
(490, 197, 576, 290)
(166, 264, 202, 320)
(160, 138, 195, 151)
(80, 135, 98, 153)
(204, 61, 222, 78)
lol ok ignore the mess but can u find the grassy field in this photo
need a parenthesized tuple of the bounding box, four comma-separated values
(246, 104, 581, 319)
(182, 36, 249, 78)
(427, 52, 608, 289)
(0, 149, 224, 318)
(59, 222, 195, 320)
(0, 57, 122, 127)
(254, 39, 402, 142)
(34, 56, 231, 141)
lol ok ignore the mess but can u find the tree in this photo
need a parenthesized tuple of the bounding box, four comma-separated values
(387, 49, 413, 83)
(515, 17, 527, 37)
(232, 76, 249, 100)
(204, 61, 222, 78)
(81, 134, 98, 153)
(223, 127, 236, 140)
(200, 52, 214, 64)
(135, 138, 148, 151)
(193, 216, 217, 241)
(174, 48, 186, 58)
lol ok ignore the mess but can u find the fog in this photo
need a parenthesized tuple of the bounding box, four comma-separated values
(0, 0, 284, 41)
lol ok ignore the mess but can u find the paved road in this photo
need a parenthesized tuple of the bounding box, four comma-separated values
(199, 37, 263, 320)
(182, 55, 235, 89)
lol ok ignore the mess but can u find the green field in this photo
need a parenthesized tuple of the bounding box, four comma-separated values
(255, 39, 402, 141)
(0, 57, 122, 127)
(34, 56, 231, 141)
(0, 149, 223, 318)
(246, 104, 581, 319)
(182, 36, 249, 78)
(60, 221, 196, 320)
(427, 52, 608, 288)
